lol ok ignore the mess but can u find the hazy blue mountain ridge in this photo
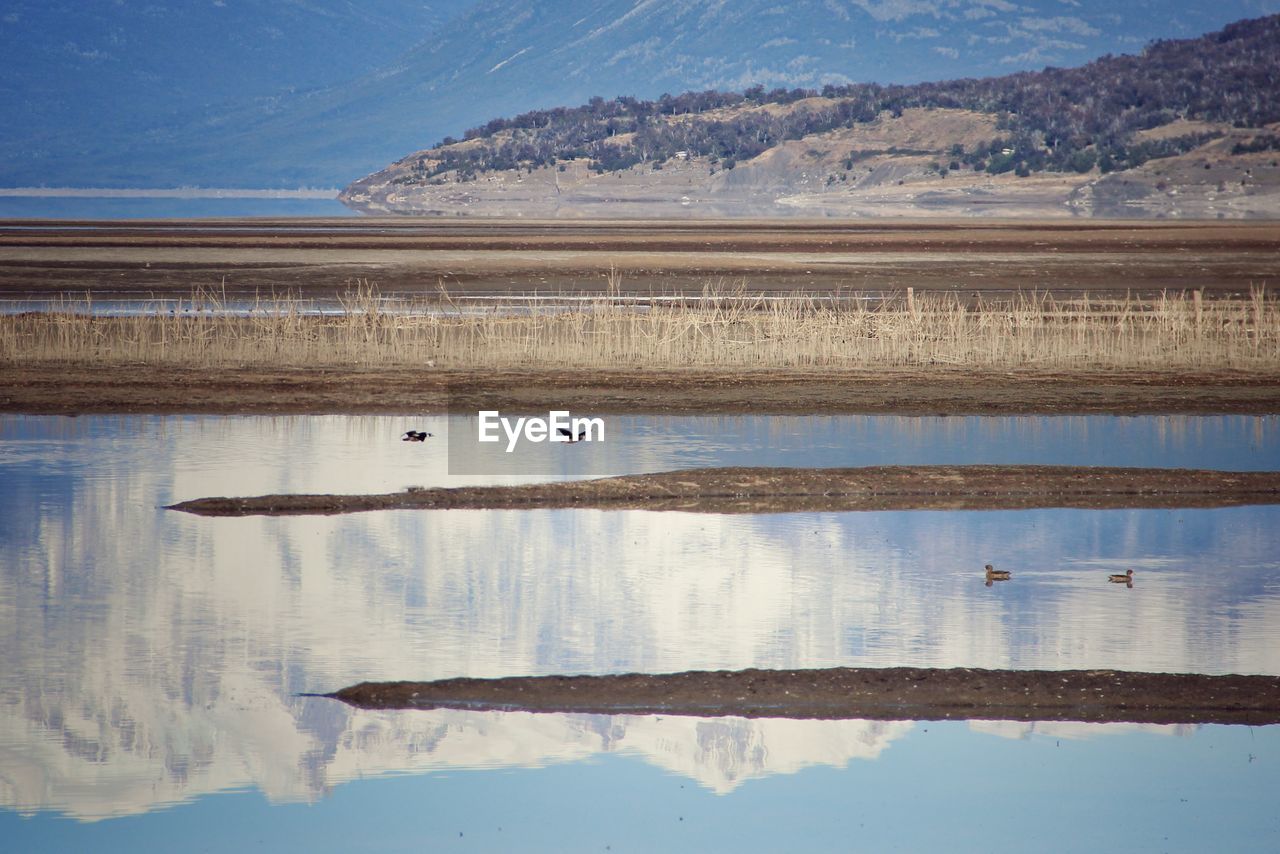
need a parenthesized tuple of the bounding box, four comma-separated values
(0, 0, 481, 186)
(4, 0, 1280, 188)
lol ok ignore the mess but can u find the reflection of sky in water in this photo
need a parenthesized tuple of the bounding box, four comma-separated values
(1, 414, 1279, 845)
(2, 718, 1277, 853)
(447, 411, 1280, 476)
(2, 413, 1274, 498)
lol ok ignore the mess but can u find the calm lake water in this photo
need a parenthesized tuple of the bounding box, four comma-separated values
(0, 196, 354, 219)
(2, 413, 1279, 851)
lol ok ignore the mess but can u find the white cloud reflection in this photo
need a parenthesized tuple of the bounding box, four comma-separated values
(2, 414, 1279, 820)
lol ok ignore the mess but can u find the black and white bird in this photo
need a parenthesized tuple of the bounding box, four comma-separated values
(557, 427, 588, 443)
(402, 430, 434, 442)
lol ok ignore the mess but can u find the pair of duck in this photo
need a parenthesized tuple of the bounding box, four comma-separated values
(984, 564, 1135, 585)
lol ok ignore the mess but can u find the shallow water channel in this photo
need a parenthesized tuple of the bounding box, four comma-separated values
(2, 413, 1279, 851)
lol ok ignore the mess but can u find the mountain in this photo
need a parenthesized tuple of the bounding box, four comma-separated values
(4, 0, 1280, 190)
(0, 0, 482, 188)
(343, 13, 1280, 218)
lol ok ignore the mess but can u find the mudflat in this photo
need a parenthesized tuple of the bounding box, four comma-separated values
(167, 465, 1280, 516)
(2, 218, 1277, 298)
(4, 366, 1279, 416)
(329, 667, 1280, 726)
(6, 219, 1276, 415)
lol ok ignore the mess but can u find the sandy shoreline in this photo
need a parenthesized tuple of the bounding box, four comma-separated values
(5, 365, 1280, 415)
(166, 465, 1280, 516)
(328, 667, 1280, 726)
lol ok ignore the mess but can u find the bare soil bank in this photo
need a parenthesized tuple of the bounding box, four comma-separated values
(166, 466, 1280, 517)
(2, 219, 1276, 299)
(329, 667, 1280, 725)
(5, 366, 1279, 416)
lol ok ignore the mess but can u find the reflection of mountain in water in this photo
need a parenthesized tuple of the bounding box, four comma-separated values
(1, 414, 1279, 820)
(327, 710, 916, 798)
(0, 693, 913, 820)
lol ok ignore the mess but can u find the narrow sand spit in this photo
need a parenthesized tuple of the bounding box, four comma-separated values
(166, 465, 1280, 516)
(328, 667, 1280, 726)
(4, 366, 1279, 415)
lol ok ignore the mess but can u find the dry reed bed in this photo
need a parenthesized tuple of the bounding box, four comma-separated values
(2, 286, 1276, 371)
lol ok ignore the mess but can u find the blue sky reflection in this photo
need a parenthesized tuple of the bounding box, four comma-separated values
(2, 413, 1278, 845)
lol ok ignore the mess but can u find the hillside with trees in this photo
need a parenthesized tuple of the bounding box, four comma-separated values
(344, 14, 1280, 218)
(399, 16, 1277, 178)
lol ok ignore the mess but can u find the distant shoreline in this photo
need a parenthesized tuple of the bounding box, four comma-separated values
(0, 187, 339, 200)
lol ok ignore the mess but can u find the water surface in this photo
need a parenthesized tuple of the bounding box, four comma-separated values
(3, 717, 1277, 853)
(2, 414, 1278, 848)
(0, 196, 353, 219)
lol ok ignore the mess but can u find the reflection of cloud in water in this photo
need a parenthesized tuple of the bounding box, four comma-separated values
(329, 710, 915, 798)
(0, 692, 1213, 823)
(969, 720, 1195, 741)
(1, 690, 912, 819)
(3, 414, 1280, 820)
(0, 674, 320, 821)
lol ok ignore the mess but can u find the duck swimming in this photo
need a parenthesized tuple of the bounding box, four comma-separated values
(984, 563, 1011, 586)
(402, 430, 434, 442)
(1108, 569, 1135, 584)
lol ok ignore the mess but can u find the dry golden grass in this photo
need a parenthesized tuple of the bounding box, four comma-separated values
(2, 279, 1277, 372)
